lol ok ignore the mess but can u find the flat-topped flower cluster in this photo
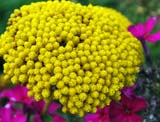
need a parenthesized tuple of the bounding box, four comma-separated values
(0, 0, 143, 116)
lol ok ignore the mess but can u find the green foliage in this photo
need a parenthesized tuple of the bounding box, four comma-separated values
(0, 0, 45, 34)
(136, 60, 160, 122)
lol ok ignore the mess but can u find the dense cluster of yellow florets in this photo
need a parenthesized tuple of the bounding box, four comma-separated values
(0, 0, 143, 116)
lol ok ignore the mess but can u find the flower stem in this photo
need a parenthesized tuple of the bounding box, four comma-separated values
(141, 39, 152, 66)
(27, 113, 31, 122)
(42, 100, 51, 115)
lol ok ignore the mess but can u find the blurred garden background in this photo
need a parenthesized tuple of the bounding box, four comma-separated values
(0, 0, 160, 122)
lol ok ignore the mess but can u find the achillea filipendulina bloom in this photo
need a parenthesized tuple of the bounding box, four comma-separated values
(0, 0, 143, 116)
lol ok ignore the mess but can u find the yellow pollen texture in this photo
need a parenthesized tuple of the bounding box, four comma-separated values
(0, 0, 143, 116)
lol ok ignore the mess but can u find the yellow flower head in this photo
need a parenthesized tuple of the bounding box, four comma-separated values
(0, 0, 143, 116)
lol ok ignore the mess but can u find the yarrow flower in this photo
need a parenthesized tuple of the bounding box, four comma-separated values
(128, 17, 160, 43)
(0, 85, 65, 122)
(0, 0, 143, 116)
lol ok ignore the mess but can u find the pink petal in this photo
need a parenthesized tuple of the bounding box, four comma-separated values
(97, 107, 104, 113)
(85, 106, 110, 122)
(111, 113, 143, 122)
(132, 96, 148, 112)
(0, 107, 12, 122)
(122, 86, 136, 98)
(52, 114, 66, 122)
(4, 102, 13, 108)
(103, 106, 110, 115)
(110, 112, 127, 122)
(127, 113, 143, 122)
(109, 101, 124, 118)
(146, 32, 160, 43)
(13, 85, 33, 104)
(0, 88, 17, 101)
(33, 100, 45, 113)
(12, 112, 26, 122)
(101, 115, 110, 122)
(0, 85, 33, 105)
(121, 94, 147, 112)
(128, 23, 145, 38)
(145, 17, 157, 34)
(33, 114, 42, 122)
(84, 113, 101, 122)
(48, 102, 61, 114)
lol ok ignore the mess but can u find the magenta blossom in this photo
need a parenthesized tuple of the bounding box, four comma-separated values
(31, 101, 66, 122)
(52, 113, 66, 122)
(49, 102, 66, 122)
(128, 16, 160, 43)
(0, 85, 33, 105)
(110, 87, 147, 122)
(48, 102, 61, 114)
(0, 104, 26, 122)
(0, 85, 66, 122)
(84, 106, 110, 122)
(121, 85, 136, 98)
(33, 114, 42, 122)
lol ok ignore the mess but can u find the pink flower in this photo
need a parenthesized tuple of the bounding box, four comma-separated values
(0, 105, 26, 122)
(0, 107, 12, 122)
(11, 111, 27, 122)
(31, 100, 45, 114)
(52, 113, 66, 122)
(84, 86, 147, 122)
(0, 85, 33, 105)
(84, 106, 110, 122)
(48, 102, 66, 122)
(0, 85, 66, 122)
(110, 87, 147, 122)
(128, 17, 160, 43)
(48, 102, 61, 114)
(121, 85, 136, 98)
(33, 114, 42, 122)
